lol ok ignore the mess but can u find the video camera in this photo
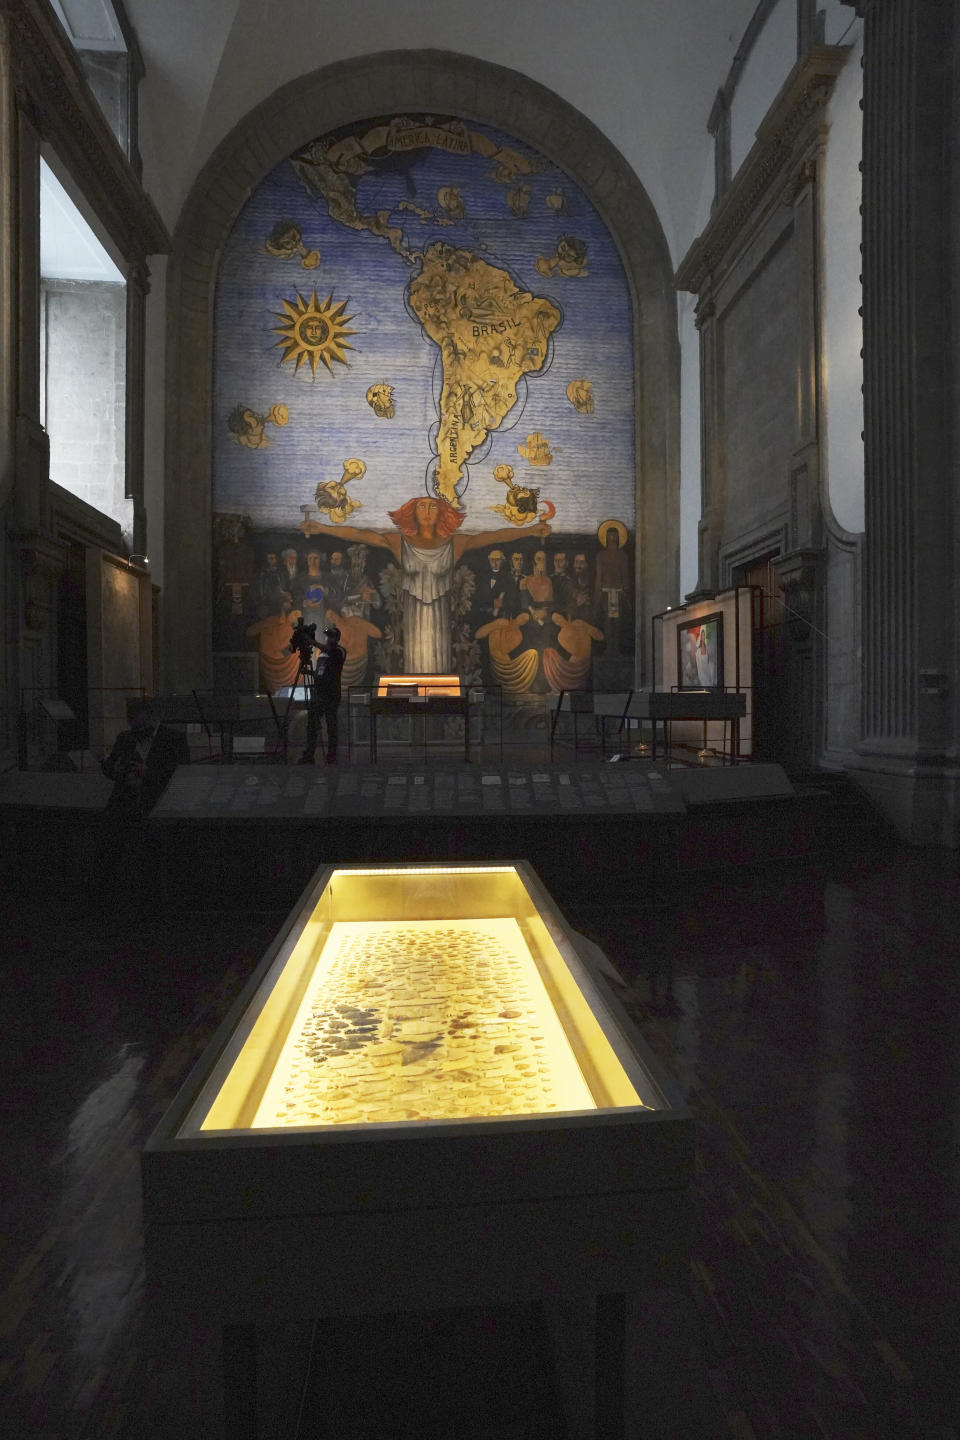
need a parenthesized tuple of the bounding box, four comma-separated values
(288, 617, 317, 661)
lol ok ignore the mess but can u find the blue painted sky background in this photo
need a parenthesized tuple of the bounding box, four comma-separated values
(213, 116, 635, 539)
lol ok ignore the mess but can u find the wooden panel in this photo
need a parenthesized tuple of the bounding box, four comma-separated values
(142, 1108, 695, 1222)
(144, 1187, 692, 1322)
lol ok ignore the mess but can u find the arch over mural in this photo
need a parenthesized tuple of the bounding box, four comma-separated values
(164, 50, 680, 691)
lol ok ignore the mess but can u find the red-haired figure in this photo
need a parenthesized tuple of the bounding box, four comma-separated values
(307, 496, 549, 672)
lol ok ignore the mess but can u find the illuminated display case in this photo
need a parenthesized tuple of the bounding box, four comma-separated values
(166, 864, 668, 1138)
(375, 672, 463, 698)
(142, 863, 692, 1434)
(366, 673, 470, 759)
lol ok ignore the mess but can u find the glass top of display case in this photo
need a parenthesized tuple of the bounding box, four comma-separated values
(375, 674, 463, 698)
(180, 863, 661, 1137)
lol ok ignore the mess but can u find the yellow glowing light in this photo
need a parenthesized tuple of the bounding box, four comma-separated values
(273, 289, 356, 376)
(191, 866, 647, 1135)
(248, 918, 595, 1128)
(333, 867, 516, 878)
(376, 673, 461, 698)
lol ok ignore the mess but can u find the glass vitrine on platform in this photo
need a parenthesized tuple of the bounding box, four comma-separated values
(142, 862, 692, 1438)
(375, 673, 463, 698)
(361, 673, 470, 760)
(348, 682, 502, 762)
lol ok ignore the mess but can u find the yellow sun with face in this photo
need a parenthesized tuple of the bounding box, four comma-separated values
(273, 290, 356, 376)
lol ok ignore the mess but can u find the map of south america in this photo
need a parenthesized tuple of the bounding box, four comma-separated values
(408, 243, 561, 505)
(291, 132, 563, 507)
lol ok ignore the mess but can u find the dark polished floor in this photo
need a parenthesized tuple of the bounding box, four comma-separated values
(1, 826, 958, 1438)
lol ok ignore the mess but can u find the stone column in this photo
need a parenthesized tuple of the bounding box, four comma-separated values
(850, 0, 959, 843)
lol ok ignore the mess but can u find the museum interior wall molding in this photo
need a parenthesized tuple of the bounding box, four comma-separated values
(162, 48, 681, 694)
(847, 0, 960, 845)
(0, 0, 168, 771)
(676, 42, 860, 779)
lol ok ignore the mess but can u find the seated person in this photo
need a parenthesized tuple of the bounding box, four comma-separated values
(101, 697, 189, 818)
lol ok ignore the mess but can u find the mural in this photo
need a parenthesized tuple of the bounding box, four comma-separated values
(213, 114, 636, 695)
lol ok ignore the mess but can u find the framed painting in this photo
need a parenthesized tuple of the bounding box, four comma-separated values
(677, 613, 723, 690)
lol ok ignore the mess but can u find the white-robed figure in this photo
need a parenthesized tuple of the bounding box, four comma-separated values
(303, 494, 550, 672)
(400, 528, 455, 671)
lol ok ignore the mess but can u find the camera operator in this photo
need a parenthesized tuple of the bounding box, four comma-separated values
(296, 622, 346, 764)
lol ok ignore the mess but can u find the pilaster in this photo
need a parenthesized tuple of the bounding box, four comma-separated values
(0, 15, 13, 760)
(677, 47, 843, 773)
(775, 546, 824, 772)
(692, 293, 720, 599)
(849, 0, 958, 843)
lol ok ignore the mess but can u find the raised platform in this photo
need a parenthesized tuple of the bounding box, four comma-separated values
(150, 757, 685, 823)
(144, 760, 808, 908)
(0, 759, 820, 911)
(147, 759, 686, 906)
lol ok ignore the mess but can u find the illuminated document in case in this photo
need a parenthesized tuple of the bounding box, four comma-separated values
(248, 917, 595, 1128)
(188, 864, 650, 1137)
(376, 673, 462, 698)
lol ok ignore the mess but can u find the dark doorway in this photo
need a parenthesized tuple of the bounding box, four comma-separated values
(57, 540, 89, 749)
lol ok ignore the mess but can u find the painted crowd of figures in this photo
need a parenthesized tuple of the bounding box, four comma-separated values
(214, 499, 632, 697)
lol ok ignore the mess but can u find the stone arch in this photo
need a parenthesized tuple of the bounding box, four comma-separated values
(163, 49, 680, 688)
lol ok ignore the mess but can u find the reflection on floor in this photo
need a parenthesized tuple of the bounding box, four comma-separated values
(1, 841, 958, 1438)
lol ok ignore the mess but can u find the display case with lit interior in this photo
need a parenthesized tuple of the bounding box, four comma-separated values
(375, 672, 462, 698)
(142, 863, 692, 1435)
(368, 673, 470, 758)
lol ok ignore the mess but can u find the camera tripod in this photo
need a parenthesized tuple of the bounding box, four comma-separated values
(281, 650, 326, 764)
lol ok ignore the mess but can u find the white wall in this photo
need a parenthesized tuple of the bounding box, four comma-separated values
(730, 0, 796, 177)
(823, 0, 857, 46)
(822, 24, 864, 535)
(42, 280, 129, 533)
(143, 257, 167, 583)
(728, 0, 857, 181)
(131, 0, 755, 271)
